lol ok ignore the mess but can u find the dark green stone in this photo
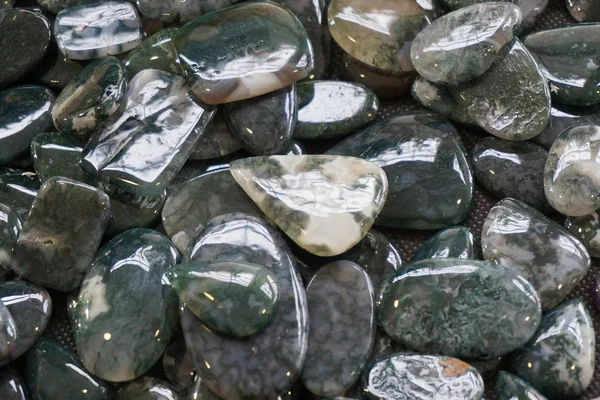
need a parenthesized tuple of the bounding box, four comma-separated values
(565, 211, 600, 257)
(117, 377, 182, 400)
(187, 376, 224, 400)
(162, 339, 195, 392)
(412, 226, 481, 262)
(0, 168, 40, 219)
(123, 28, 184, 80)
(497, 371, 548, 400)
(0, 369, 27, 400)
(567, 0, 600, 22)
(32, 43, 84, 92)
(411, 76, 472, 124)
(0, 299, 17, 361)
(189, 109, 242, 160)
(31, 132, 91, 183)
(378, 259, 542, 359)
(533, 105, 600, 149)
(0, 203, 21, 270)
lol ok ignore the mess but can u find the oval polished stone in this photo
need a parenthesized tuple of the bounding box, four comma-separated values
(189, 110, 242, 160)
(363, 353, 484, 400)
(567, 0, 600, 22)
(162, 339, 195, 391)
(182, 213, 308, 400)
(566, 211, 600, 258)
(0, 86, 55, 165)
(0, 300, 17, 361)
(74, 229, 179, 382)
(123, 28, 184, 80)
(174, 2, 314, 105)
(52, 56, 127, 136)
(118, 377, 182, 400)
(472, 138, 550, 211)
(412, 226, 480, 262)
(378, 259, 542, 359)
(293, 81, 379, 140)
(230, 155, 388, 257)
(482, 198, 590, 310)
(301, 261, 375, 397)
(510, 299, 596, 399)
(0, 369, 27, 400)
(0, 168, 40, 219)
(534, 105, 600, 149)
(497, 371, 548, 400)
(327, 112, 473, 230)
(411, 76, 471, 124)
(411, 3, 521, 85)
(0, 203, 21, 269)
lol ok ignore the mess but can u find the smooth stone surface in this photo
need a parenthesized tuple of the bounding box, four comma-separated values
(566, 211, 600, 258)
(118, 377, 182, 400)
(225, 85, 296, 155)
(0, 369, 27, 400)
(0, 86, 55, 165)
(123, 28, 184, 80)
(33, 42, 84, 92)
(182, 213, 308, 400)
(52, 56, 126, 136)
(174, 2, 314, 105)
(411, 77, 472, 124)
(412, 226, 481, 262)
(0, 280, 51, 366)
(136, 0, 238, 23)
(378, 259, 542, 359)
(81, 69, 215, 196)
(31, 132, 90, 183)
(26, 338, 113, 400)
(74, 228, 179, 382)
(301, 261, 375, 397)
(567, 0, 600, 22)
(482, 198, 590, 310)
(11, 177, 110, 292)
(472, 138, 550, 211)
(451, 40, 551, 141)
(510, 299, 596, 399)
(189, 110, 242, 160)
(293, 81, 379, 140)
(363, 353, 484, 400)
(0, 204, 21, 269)
(327, 112, 473, 229)
(0, 9, 51, 88)
(497, 371, 548, 400)
(534, 105, 600, 149)
(411, 3, 521, 85)
(163, 339, 195, 392)
(0, 300, 17, 361)
(231, 155, 388, 257)
(0, 168, 40, 218)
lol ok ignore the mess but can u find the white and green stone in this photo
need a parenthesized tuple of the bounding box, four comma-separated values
(411, 77, 472, 124)
(412, 226, 481, 261)
(533, 105, 600, 149)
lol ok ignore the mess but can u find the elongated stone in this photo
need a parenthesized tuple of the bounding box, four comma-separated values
(26, 338, 113, 400)
(0, 300, 17, 361)
(302, 261, 375, 397)
(565, 211, 600, 257)
(74, 229, 179, 382)
(231, 155, 388, 256)
(482, 198, 590, 310)
(0, 369, 26, 400)
(567, 0, 600, 22)
(163, 339, 195, 391)
(174, 2, 314, 105)
(0, 204, 21, 270)
(411, 77, 471, 124)
(327, 112, 473, 229)
(182, 213, 308, 400)
(534, 106, 600, 149)
(31, 132, 91, 183)
(136, 0, 238, 23)
(189, 110, 242, 160)
(497, 371, 548, 400)
(412, 226, 480, 262)
(452, 40, 550, 141)
(0, 86, 55, 165)
(118, 377, 182, 400)
(378, 259, 542, 359)
(11, 177, 111, 291)
(123, 28, 184, 80)
(363, 353, 484, 400)
(472, 138, 550, 211)
(294, 81, 379, 140)
(510, 299, 596, 399)
(411, 3, 521, 85)
(225, 85, 296, 155)
(0, 168, 40, 219)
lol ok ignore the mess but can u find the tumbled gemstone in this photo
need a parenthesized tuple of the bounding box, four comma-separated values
(162, 339, 195, 391)
(566, 0, 600, 22)
(123, 28, 184, 80)
(412, 226, 481, 262)
(0, 203, 21, 270)
(32, 43, 84, 92)
(534, 105, 600, 149)
(0, 168, 40, 219)
(496, 371, 548, 400)
(189, 110, 242, 160)
(117, 377, 182, 400)
(31, 132, 91, 183)
(0, 369, 27, 400)
(566, 211, 600, 258)
(411, 77, 472, 124)
(514, 0, 549, 33)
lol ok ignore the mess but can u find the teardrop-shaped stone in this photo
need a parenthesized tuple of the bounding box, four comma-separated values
(230, 155, 388, 256)
(0, 300, 17, 361)
(118, 377, 182, 400)
(0, 369, 26, 400)
(74, 229, 179, 382)
(565, 211, 600, 257)
(163, 339, 195, 392)
(0, 203, 21, 270)
(411, 76, 472, 124)
(566, 0, 600, 22)
(411, 3, 521, 85)
(509, 299, 596, 399)
(497, 371, 548, 400)
(534, 105, 600, 149)
(327, 112, 473, 230)
(123, 28, 184, 80)
(378, 259, 542, 359)
(482, 198, 590, 310)
(412, 226, 480, 262)
(0, 168, 40, 219)
(189, 110, 242, 160)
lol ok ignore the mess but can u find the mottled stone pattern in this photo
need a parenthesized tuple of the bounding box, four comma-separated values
(378, 259, 542, 359)
(567, 0, 600, 21)
(411, 77, 472, 124)
(117, 377, 182, 400)
(0, 203, 21, 269)
(534, 106, 600, 149)
(412, 226, 481, 261)
(162, 339, 194, 391)
(136, 0, 239, 23)
(565, 211, 600, 258)
(189, 110, 242, 160)
(0, 369, 27, 400)
(497, 371, 548, 400)
(0, 300, 17, 360)
(0, 168, 40, 219)
(123, 28, 184, 80)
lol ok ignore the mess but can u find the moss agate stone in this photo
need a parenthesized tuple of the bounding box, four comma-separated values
(123, 28, 184, 80)
(189, 110, 242, 160)
(565, 211, 600, 257)
(411, 77, 472, 124)
(497, 371, 548, 400)
(117, 377, 182, 400)
(412, 226, 481, 261)
(534, 106, 600, 149)
(0, 168, 40, 219)
(0, 203, 21, 270)
(0, 369, 27, 400)
(31, 132, 91, 183)
(567, 0, 600, 22)
(378, 259, 542, 359)
(162, 339, 195, 391)
(0, 300, 17, 361)
(510, 299, 596, 399)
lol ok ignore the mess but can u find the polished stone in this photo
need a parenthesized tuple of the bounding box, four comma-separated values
(0, 168, 40, 219)
(294, 81, 379, 140)
(163, 339, 195, 392)
(327, 112, 473, 229)
(31, 132, 91, 183)
(33, 43, 84, 92)
(510, 299, 596, 399)
(411, 76, 471, 124)
(565, 212, 600, 258)
(567, 0, 600, 22)
(482, 198, 590, 310)
(378, 258, 542, 359)
(117, 377, 182, 400)
(174, 2, 314, 104)
(0, 86, 55, 165)
(412, 226, 481, 262)
(0, 369, 27, 400)
(534, 106, 600, 149)
(123, 28, 184, 80)
(0, 204, 21, 270)
(74, 229, 179, 382)
(497, 371, 548, 400)
(11, 177, 111, 292)
(136, 0, 238, 23)
(0, 300, 17, 361)
(189, 110, 242, 160)
(230, 155, 388, 256)
(411, 3, 521, 85)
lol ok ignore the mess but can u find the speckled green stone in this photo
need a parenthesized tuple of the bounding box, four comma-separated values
(0, 168, 40, 219)
(411, 77, 472, 124)
(117, 377, 182, 400)
(565, 211, 600, 257)
(0, 203, 21, 270)
(123, 28, 183, 80)
(497, 371, 548, 400)
(0, 369, 27, 400)
(412, 226, 481, 262)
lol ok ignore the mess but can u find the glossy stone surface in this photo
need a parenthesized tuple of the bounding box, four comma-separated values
(174, 2, 314, 105)
(497, 371, 548, 400)
(283, 140, 305, 155)
(0, 204, 21, 269)
(378, 259, 542, 359)
(26, 338, 113, 400)
(118, 377, 182, 400)
(136, 0, 238, 23)
(363, 353, 484, 400)
(182, 213, 308, 400)
(411, 76, 471, 124)
(510, 299, 596, 399)
(301, 261, 375, 397)
(0, 86, 55, 165)
(52, 56, 126, 136)
(294, 81, 379, 140)
(566, 212, 600, 257)
(189, 110, 242, 160)
(0, 369, 27, 400)
(452, 40, 551, 141)
(534, 106, 600, 149)
(74, 229, 179, 382)
(81, 69, 215, 196)
(412, 226, 480, 262)
(567, 0, 600, 22)
(225, 85, 296, 155)
(327, 112, 473, 229)
(33, 43, 84, 92)
(472, 138, 550, 211)
(411, 3, 521, 85)
(0, 168, 40, 219)
(123, 28, 183, 80)
(231, 155, 388, 256)
(0, 9, 51, 88)
(31, 132, 90, 183)
(482, 198, 590, 310)
(11, 177, 110, 291)
(0, 300, 17, 361)
(163, 339, 195, 391)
